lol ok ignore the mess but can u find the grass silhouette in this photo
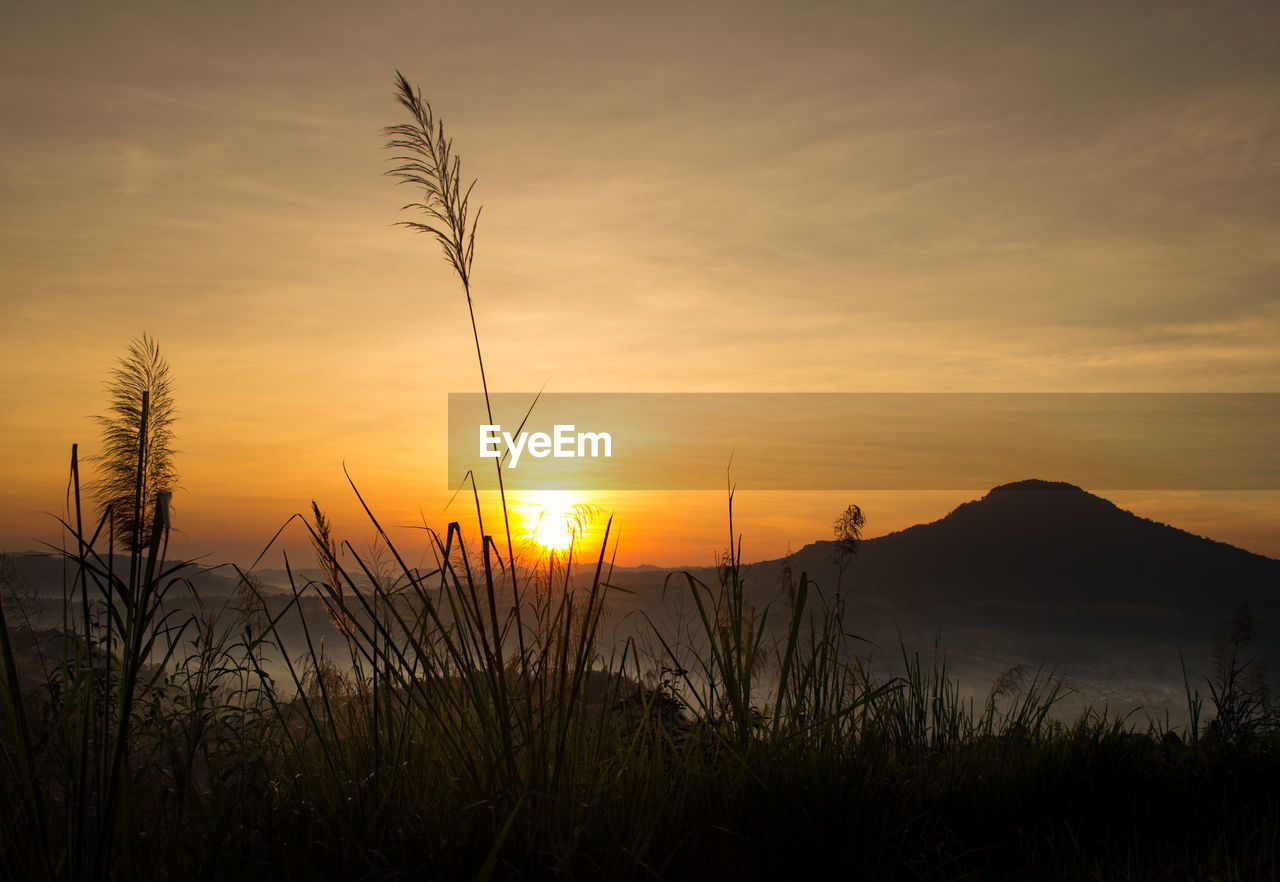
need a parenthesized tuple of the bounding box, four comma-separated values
(1, 74, 1277, 881)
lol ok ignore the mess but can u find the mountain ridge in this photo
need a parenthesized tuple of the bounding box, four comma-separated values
(721, 479, 1280, 622)
(784, 479, 1276, 567)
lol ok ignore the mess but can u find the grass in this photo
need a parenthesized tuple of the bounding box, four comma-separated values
(3, 74, 1277, 879)
(2, 470, 1278, 881)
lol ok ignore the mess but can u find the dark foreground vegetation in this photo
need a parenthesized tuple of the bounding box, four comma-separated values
(2, 474, 1278, 882)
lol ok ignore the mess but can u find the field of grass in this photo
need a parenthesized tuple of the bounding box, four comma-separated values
(2, 471, 1278, 881)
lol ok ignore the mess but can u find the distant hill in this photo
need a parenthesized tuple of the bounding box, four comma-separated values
(0, 553, 251, 598)
(760, 480, 1280, 621)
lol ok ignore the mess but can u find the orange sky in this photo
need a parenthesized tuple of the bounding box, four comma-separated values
(2, 2, 1278, 568)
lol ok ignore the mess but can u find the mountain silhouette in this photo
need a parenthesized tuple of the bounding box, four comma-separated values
(766, 480, 1279, 622)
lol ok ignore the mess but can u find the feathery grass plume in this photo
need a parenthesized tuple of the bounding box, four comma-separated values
(1206, 605, 1272, 744)
(988, 663, 1028, 706)
(384, 71, 481, 294)
(90, 333, 177, 550)
(0, 553, 40, 635)
(561, 501, 604, 546)
(233, 572, 271, 641)
(309, 501, 351, 636)
(532, 502, 605, 565)
(832, 502, 864, 602)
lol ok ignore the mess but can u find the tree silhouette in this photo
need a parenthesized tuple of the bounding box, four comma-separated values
(90, 334, 177, 551)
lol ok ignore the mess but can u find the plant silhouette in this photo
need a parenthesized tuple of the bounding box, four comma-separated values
(90, 333, 177, 551)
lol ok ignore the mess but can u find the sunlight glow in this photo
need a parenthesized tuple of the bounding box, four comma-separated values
(525, 491, 588, 554)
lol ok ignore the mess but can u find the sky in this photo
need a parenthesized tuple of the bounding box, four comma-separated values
(2, 0, 1278, 568)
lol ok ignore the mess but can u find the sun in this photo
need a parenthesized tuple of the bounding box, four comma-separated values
(524, 491, 593, 554)
(532, 508, 575, 552)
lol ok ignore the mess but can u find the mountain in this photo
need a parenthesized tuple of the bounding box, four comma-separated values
(764, 480, 1280, 620)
